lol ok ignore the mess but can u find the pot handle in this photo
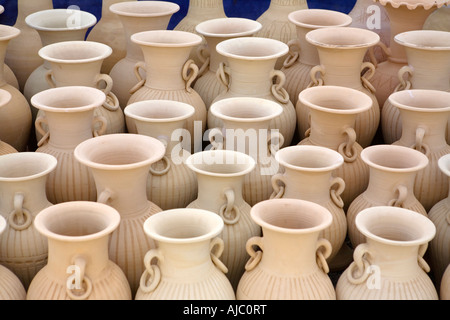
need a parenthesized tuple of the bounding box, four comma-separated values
(149, 156, 171, 176)
(92, 115, 108, 137)
(394, 66, 413, 92)
(35, 116, 50, 147)
(270, 173, 286, 199)
(66, 255, 93, 300)
(182, 59, 199, 93)
(139, 249, 163, 293)
(368, 41, 391, 68)
(330, 177, 346, 209)
(219, 189, 241, 225)
(418, 243, 431, 273)
(388, 184, 408, 208)
(197, 44, 210, 77)
(316, 238, 332, 274)
(411, 127, 430, 157)
(208, 127, 225, 150)
(95, 74, 121, 112)
(346, 243, 372, 285)
(8, 192, 32, 231)
(210, 237, 228, 274)
(97, 188, 115, 205)
(268, 130, 284, 156)
(360, 62, 377, 94)
(45, 70, 57, 88)
(129, 61, 146, 95)
(283, 38, 301, 69)
(270, 70, 290, 104)
(217, 62, 231, 90)
(337, 127, 358, 163)
(244, 237, 264, 272)
(308, 65, 325, 87)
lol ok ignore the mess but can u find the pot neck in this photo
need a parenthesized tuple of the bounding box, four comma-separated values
(135, 120, 186, 156)
(102, 0, 134, 17)
(186, 0, 225, 16)
(281, 167, 334, 201)
(17, 0, 53, 21)
(0, 177, 51, 213)
(0, 41, 8, 84)
(49, 60, 104, 88)
(296, 28, 321, 66)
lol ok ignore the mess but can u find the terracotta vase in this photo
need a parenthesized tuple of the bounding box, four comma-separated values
(0, 152, 56, 289)
(370, 0, 446, 108)
(0, 25, 32, 152)
(298, 86, 372, 210)
(36, 40, 126, 139)
(23, 9, 98, 112)
(5, 0, 53, 91)
(135, 208, 235, 300)
(236, 198, 335, 300)
(390, 89, 450, 212)
(0, 89, 17, 155)
(174, 0, 227, 68)
(186, 149, 259, 290)
(124, 100, 198, 210)
(441, 264, 450, 300)
(209, 37, 296, 147)
(336, 206, 438, 300)
(427, 154, 450, 290)
(127, 30, 207, 153)
(109, 1, 180, 108)
(281, 9, 352, 109)
(297, 27, 380, 148)
(208, 97, 284, 206)
(381, 30, 450, 144)
(194, 17, 262, 110)
(0, 216, 26, 300)
(270, 145, 346, 265)
(87, 0, 136, 74)
(74, 133, 165, 295)
(347, 144, 429, 248)
(349, 0, 391, 63)
(32, 86, 107, 204)
(423, 4, 450, 31)
(27, 201, 132, 300)
(255, 0, 308, 70)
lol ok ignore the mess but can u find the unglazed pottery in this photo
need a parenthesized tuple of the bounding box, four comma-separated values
(127, 30, 206, 153)
(5, 0, 53, 91)
(390, 89, 450, 211)
(23, 9, 97, 110)
(135, 208, 235, 300)
(255, 0, 308, 70)
(423, 4, 450, 31)
(74, 133, 165, 295)
(32, 86, 107, 204)
(298, 27, 380, 148)
(236, 198, 336, 300)
(0, 152, 56, 289)
(0, 216, 26, 300)
(87, 0, 136, 74)
(27, 201, 132, 300)
(298, 86, 372, 210)
(0, 89, 17, 155)
(336, 206, 438, 300)
(427, 154, 450, 290)
(124, 100, 197, 210)
(381, 30, 450, 144)
(210, 37, 296, 147)
(186, 150, 259, 290)
(109, 1, 180, 107)
(0, 25, 32, 152)
(441, 264, 450, 299)
(208, 97, 284, 206)
(194, 17, 262, 110)
(37, 40, 126, 138)
(347, 145, 428, 247)
(281, 9, 352, 109)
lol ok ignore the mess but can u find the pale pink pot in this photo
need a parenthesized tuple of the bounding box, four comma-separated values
(0, 89, 17, 155)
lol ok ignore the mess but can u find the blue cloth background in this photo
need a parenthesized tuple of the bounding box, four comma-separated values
(0, 0, 357, 31)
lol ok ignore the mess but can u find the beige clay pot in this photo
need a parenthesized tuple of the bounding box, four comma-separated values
(0, 89, 17, 155)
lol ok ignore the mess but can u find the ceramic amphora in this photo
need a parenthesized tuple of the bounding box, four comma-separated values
(336, 206, 438, 300)
(26, 201, 132, 300)
(135, 208, 235, 300)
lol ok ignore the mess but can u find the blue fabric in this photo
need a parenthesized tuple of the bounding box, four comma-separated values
(0, 0, 357, 30)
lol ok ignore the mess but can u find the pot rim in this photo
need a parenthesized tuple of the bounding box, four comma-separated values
(124, 100, 195, 124)
(275, 145, 344, 172)
(195, 17, 262, 38)
(288, 9, 353, 30)
(109, 1, 180, 18)
(394, 30, 450, 50)
(39, 40, 113, 64)
(0, 152, 57, 182)
(25, 9, 97, 32)
(131, 30, 202, 48)
(306, 27, 380, 50)
(0, 25, 20, 41)
(377, 0, 449, 10)
(438, 153, 450, 177)
(216, 37, 289, 61)
(388, 89, 450, 113)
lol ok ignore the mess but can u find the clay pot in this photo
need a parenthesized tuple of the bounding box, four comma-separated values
(109, 1, 180, 107)
(135, 208, 235, 300)
(74, 133, 166, 295)
(336, 206, 438, 300)
(347, 144, 429, 248)
(0, 89, 17, 155)
(32, 86, 107, 204)
(0, 152, 57, 289)
(424, 4, 450, 31)
(441, 264, 450, 300)
(208, 97, 284, 206)
(298, 85, 372, 210)
(236, 198, 336, 300)
(281, 9, 352, 109)
(124, 100, 198, 210)
(27, 201, 132, 300)
(186, 149, 259, 290)
(390, 89, 450, 211)
(194, 17, 262, 110)
(127, 30, 207, 153)
(381, 30, 450, 144)
(209, 36, 296, 147)
(0, 215, 26, 300)
(298, 26, 380, 147)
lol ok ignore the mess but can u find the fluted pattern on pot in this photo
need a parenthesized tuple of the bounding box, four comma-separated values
(441, 265, 450, 300)
(0, 265, 26, 300)
(26, 261, 131, 300)
(194, 71, 224, 110)
(94, 103, 126, 135)
(0, 142, 16, 155)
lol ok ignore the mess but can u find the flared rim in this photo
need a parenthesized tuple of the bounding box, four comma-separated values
(195, 17, 262, 38)
(0, 24, 20, 41)
(39, 41, 113, 64)
(0, 152, 57, 182)
(124, 100, 195, 124)
(216, 37, 289, 61)
(288, 9, 353, 29)
(376, 0, 449, 10)
(388, 89, 450, 113)
(131, 30, 202, 48)
(306, 27, 380, 49)
(25, 9, 97, 31)
(438, 154, 450, 177)
(110, 1, 180, 18)
(394, 30, 450, 50)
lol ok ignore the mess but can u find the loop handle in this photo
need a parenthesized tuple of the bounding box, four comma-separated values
(45, 70, 57, 88)
(217, 62, 231, 89)
(219, 189, 241, 225)
(92, 115, 107, 137)
(316, 238, 332, 274)
(36, 116, 50, 147)
(360, 62, 377, 94)
(337, 127, 358, 163)
(149, 156, 171, 176)
(129, 61, 146, 95)
(418, 243, 431, 273)
(244, 237, 264, 271)
(139, 249, 162, 293)
(307, 65, 325, 88)
(208, 127, 224, 151)
(330, 177, 345, 209)
(394, 65, 413, 92)
(210, 237, 228, 274)
(268, 131, 284, 156)
(368, 42, 391, 68)
(182, 59, 199, 93)
(8, 192, 33, 231)
(270, 70, 290, 104)
(270, 173, 286, 199)
(411, 127, 430, 157)
(388, 185, 408, 208)
(197, 44, 211, 77)
(97, 188, 114, 205)
(66, 255, 93, 300)
(346, 243, 372, 285)
(283, 39, 301, 68)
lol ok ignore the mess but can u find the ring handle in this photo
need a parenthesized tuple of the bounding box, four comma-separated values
(139, 249, 162, 293)
(149, 156, 171, 176)
(244, 237, 264, 271)
(129, 61, 146, 95)
(270, 70, 290, 104)
(388, 185, 408, 208)
(97, 188, 114, 205)
(210, 237, 228, 274)
(283, 39, 301, 69)
(330, 177, 345, 209)
(208, 127, 224, 151)
(36, 116, 50, 147)
(316, 238, 332, 274)
(307, 65, 325, 88)
(45, 70, 57, 88)
(66, 255, 93, 300)
(394, 65, 413, 92)
(346, 243, 372, 285)
(270, 173, 286, 199)
(219, 189, 241, 225)
(197, 44, 211, 77)
(8, 192, 33, 231)
(361, 62, 377, 94)
(182, 59, 199, 93)
(418, 243, 431, 273)
(337, 127, 358, 163)
(411, 127, 430, 157)
(268, 131, 284, 156)
(217, 62, 231, 90)
(92, 115, 107, 137)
